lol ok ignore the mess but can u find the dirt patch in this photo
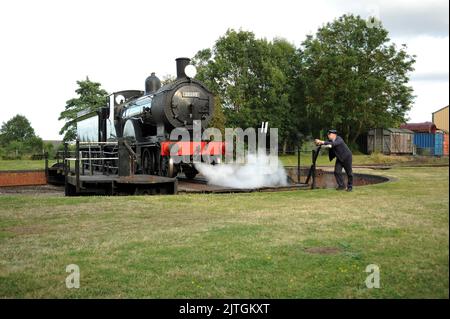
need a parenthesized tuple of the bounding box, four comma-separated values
(304, 247, 342, 255)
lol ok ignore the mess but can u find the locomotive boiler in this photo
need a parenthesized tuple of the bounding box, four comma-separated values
(75, 58, 224, 179)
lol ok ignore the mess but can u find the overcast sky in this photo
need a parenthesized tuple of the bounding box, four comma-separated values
(0, 0, 448, 140)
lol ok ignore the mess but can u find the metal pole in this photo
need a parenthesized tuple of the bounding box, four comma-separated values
(81, 149, 85, 175)
(297, 144, 301, 184)
(89, 144, 93, 175)
(44, 152, 49, 183)
(75, 139, 80, 193)
(63, 143, 68, 176)
(101, 144, 106, 175)
(63, 143, 69, 194)
(311, 149, 316, 189)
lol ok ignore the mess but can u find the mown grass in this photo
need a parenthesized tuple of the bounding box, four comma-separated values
(0, 160, 46, 171)
(280, 153, 449, 167)
(1, 155, 448, 171)
(0, 167, 448, 298)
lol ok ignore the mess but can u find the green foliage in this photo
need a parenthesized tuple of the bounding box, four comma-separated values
(0, 115, 36, 145)
(208, 97, 226, 136)
(192, 15, 416, 151)
(301, 14, 416, 143)
(0, 115, 43, 159)
(43, 142, 55, 159)
(58, 77, 108, 141)
(192, 30, 305, 151)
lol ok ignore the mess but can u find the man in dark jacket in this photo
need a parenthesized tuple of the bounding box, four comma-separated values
(315, 129, 353, 191)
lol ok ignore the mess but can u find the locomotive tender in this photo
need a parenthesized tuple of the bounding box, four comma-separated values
(76, 58, 224, 179)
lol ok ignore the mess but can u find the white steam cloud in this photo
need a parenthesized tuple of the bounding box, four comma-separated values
(195, 153, 288, 189)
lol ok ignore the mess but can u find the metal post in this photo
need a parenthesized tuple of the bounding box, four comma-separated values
(311, 149, 316, 189)
(81, 149, 85, 175)
(89, 144, 93, 175)
(105, 143, 110, 176)
(118, 138, 130, 177)
(44, 152, 49, 183)
(297, 144, 301, 184)
(63, 143, 69, 194)
(101, 144, 105, 175)
(75, 139, 80, 193)
(63, 143, 68, 175)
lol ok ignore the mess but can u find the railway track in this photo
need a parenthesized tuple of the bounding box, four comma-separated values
(177, 174, 309, 193)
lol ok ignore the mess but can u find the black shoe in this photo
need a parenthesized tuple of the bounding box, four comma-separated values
(346, 187, 353, 192)
(336, 186, 346, 191)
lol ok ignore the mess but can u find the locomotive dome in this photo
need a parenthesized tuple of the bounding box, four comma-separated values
(145, 72, 161, 95)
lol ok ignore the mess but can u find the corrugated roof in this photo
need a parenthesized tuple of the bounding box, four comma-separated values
(367, 128, 414, 135)
(386, 128, 414, 134)
(400, 122, 437, 133)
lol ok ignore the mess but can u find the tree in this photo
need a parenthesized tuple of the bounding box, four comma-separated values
(0, 114, 43, 159)
(0, 114, 36, 145)
(59, 77, 108, 141)
(161, 74, 176, 86)
(43, 142, 55, 159)
(301, 14, 416, 144)
(192, 30, 303, 151)
(208, 96, 226, 136)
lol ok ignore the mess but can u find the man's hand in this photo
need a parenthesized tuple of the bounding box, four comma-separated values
(314, 139, 324, 146)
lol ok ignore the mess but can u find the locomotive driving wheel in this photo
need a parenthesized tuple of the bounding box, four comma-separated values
(142, 149, 156, 175)
(160, 156, 177, 178)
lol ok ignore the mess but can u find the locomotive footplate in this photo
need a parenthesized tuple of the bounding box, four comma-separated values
(65, 174, 177, 196)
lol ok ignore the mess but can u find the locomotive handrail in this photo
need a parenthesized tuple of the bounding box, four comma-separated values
(78, 141, 118, 145)
(80, 141, 118, 144)
(65, 157, 119, 161)
(64, 141, 119, 145)
(61, 139, 121, 183)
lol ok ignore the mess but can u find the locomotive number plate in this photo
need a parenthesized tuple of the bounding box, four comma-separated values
(182, 91, 200, 98)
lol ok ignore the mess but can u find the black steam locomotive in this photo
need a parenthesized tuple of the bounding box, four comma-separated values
(75, 58, 224, 179)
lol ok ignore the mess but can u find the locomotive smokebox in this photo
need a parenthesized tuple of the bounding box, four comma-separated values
(176, 57, 191, 79)
(145, 72, 161, 95)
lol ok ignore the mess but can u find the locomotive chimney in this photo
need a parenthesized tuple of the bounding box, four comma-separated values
(176, 57, 191, 79)
(145, 72, 161, 94)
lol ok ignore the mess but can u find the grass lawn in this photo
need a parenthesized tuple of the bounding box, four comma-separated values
(0, 166, 448, 298)
(0, 155, 448, 172)
(0, 160, 46, 171)
(280, 153, 450, 167)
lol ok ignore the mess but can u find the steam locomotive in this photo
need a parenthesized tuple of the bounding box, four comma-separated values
(75, 58, 224, 179)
